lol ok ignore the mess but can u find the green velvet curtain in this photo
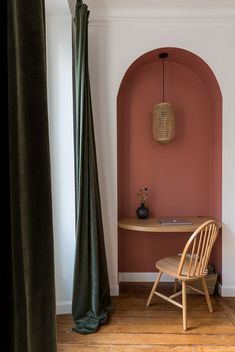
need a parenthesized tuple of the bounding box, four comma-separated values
(72, 2, 112, 334)
(8, 0, 57, 351)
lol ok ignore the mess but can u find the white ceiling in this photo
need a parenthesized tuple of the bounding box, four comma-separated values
(45, 0, 235, 16)
(86, 0, 235, 11)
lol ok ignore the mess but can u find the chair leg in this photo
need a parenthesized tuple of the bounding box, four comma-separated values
(146, 271, 162, 307)
(173, 278, 178, 293)
(182, 281, 187, 331)
(201, 277, 213, 313)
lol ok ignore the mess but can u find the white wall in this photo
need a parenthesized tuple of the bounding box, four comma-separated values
(86, 1, 235, 297)
(46, 13, 76, 313)
(46, 1, 235, 314)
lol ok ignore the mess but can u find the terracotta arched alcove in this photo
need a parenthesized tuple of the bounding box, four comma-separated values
(117, 47, 222, 280)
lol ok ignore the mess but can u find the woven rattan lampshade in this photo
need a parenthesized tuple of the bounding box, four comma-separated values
(152, 52, 175, 144)
(153, 102, 175, 143)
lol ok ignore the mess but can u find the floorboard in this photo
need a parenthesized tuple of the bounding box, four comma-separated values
(57, 283, 235, 352)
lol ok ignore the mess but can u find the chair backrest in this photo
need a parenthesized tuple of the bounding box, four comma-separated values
(177, 220, 220, 278)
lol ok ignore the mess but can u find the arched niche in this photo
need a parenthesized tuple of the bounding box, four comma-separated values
(117, 47, 222, 279)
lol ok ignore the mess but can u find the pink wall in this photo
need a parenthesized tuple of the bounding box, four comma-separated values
(117, 48, 222, 279)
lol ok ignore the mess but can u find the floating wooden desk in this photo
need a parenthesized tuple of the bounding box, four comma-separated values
(118, 216, 221, 233)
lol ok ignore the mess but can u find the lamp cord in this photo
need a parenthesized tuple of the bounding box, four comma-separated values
(159, 52, 168, 102)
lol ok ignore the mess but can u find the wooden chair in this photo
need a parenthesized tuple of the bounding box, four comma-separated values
(146, 220, 220, 330)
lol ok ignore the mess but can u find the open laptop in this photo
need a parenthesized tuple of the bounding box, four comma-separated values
(158, 218, 193, 226)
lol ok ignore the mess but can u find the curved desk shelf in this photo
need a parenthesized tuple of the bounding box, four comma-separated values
(118, 217, 221, 233)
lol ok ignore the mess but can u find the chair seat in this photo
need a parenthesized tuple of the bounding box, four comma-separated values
(156, 255, 206, 280)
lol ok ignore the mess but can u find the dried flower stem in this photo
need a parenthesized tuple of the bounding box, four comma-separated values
(137, 187, 148, 205)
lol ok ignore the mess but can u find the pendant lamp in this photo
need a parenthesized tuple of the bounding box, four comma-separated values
(153, 52, 175, 143)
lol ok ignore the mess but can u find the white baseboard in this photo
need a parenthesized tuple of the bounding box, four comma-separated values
(220, 284, 235, 297)
(119, 274, 235, 297)
(216, 282, 235, 296)
(56, 301, 72, 315)
(56, 281, 235, 314)
(119, 272, 174, 282)
(110, 284, 119, 296)
(56, 285, 120, 315)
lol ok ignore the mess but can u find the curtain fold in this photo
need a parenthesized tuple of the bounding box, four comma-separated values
(72, 2, 112, 334)
(8, 0, 57, 350)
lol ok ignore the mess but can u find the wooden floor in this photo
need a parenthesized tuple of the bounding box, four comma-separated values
(57, 282, 235, 352)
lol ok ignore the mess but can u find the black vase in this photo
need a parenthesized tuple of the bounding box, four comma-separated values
(136, 203, 149, 219)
